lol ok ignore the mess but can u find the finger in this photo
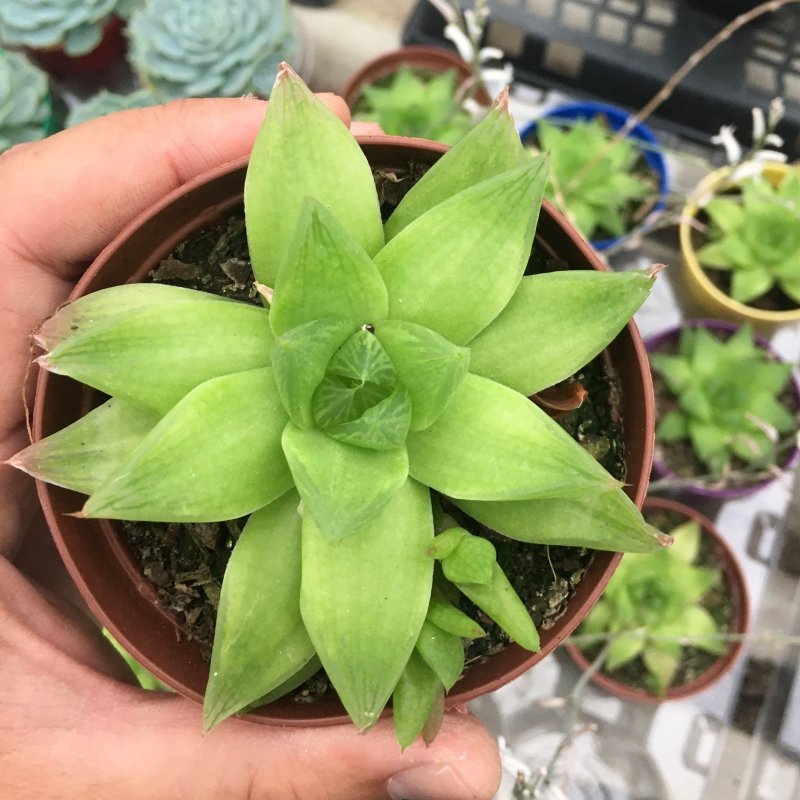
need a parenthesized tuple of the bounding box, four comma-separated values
(351, 121, 385, 135)
(0, 93, 351, 278)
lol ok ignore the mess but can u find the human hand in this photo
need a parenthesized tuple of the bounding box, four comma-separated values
(0, 97, 501, 800)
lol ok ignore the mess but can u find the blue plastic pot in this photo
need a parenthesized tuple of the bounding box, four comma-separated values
(519, 101, 669, 252)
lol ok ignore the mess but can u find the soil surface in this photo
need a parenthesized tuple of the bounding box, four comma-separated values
(120, 161, 629, 706)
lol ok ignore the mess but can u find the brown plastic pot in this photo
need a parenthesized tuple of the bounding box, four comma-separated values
(340, 45, 490, 112)
(34, 135, 654, 726)
(566, 496, 750, 703)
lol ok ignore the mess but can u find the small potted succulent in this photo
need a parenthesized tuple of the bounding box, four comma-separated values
(520, 102, 669, 253)
(0, 0, 134, 78)
(0, 49, 55, 153)
(341, 0, 508, 143)
(11, 65, 667, 748)
(568, 496, 749, 702)
(647, 319, 800, 497)
(127, 0, 298, 100)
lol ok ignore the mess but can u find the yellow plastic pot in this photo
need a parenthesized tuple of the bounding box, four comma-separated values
(679, 162, 800, 330)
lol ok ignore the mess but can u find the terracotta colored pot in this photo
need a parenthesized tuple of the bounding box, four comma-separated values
(567, 496, 750, 703)
(680, 163, 800, 331)
(25, 16, 127, 79)
(340, 45, 490, 112)
(646, 318, 800, 499)
(34, 135, 654, 726)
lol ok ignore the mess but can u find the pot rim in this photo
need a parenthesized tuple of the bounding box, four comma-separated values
(566, 495, 751, 703)
(33, 134, 654, 726)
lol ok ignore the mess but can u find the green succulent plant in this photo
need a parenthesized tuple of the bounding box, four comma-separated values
(355, 65, 475, 145)
(530, 118, 651, 242)
(12, 65, 669, 746)
(0, 49, 51, 153)
(0, 0, 134, 56)
(696, 170, 800, 306)
(66, 87, 159, 127)
(579, 517, 726, 694)
(652, 324, 795, 475)
(128, 0, 295, 99)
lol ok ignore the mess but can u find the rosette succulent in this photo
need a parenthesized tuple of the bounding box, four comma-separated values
(696, 170, 800, 306)
(579, 518, 725, 694)
(0, 0, 134, 56)
(652, 324, 795, 475)
(66, 87, 159, 127)
(128, 0, 295, 99)
(530, 118, 651, 242)
(0, 49, 51, 153)
(13, 66, 669, 746)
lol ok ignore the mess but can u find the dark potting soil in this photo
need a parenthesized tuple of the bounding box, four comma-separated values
(579, 507, 735, 695)
(650, 329, 800, 491)
(120, 161, 627, 705)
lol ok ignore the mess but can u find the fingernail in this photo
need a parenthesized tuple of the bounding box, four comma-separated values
(387, 763, 476, 800)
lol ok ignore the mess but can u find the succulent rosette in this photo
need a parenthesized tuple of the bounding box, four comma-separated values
(0, 49, 51, 153)
(66, 87, 160, 127)
(0, 0, 129, 56)
(13, 66, 668, 746)
(128, 0, 295, 99)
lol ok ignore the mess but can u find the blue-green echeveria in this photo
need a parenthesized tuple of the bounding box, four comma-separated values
(0, 49, 51, 153)
(66, 87, 160, 127)
(128, 0, 295, 99)
(13, 65, 669, 747)
(0, 0, 129, 56)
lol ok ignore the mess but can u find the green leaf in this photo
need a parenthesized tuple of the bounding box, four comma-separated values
(455, 485, 671, 554)
(454, 562, 540, 651)
(695, 240, 734, 269)
(441, 535, 496, 586)
(281, 424, 408, 539)
(642, 644, 680, 694)
(300, 479, 434, 730)
(704, 197, 745, 234)
(657, 410, 690, 441)
(606, 633, 645, 670)
(427, 527, 468, 559)
(392, 650, 443, 750)
(204, 491, 316, 730)
(468, 270, 655, 395)
(83, 368, 292, 521)
(42, 300, 274, 416)
(376, 161, 547, 345)
(650, 353, 692, 394)
(427, 589, 485, 639)
(731, 267, 774, 304)
(240, 656, 322, 713)
(385, 94, 529, 239)
(245, 64, 383, 285)
(406, 373, 618, 501)
(681, 606, 726, 655)
(269, 198, 389, 336)
(374, 319, 469, 430)
(668, 520, 701, 565)
(10, 398, 158, 495)
(271, 318, 357, 428)
(415, 620, 464, 691)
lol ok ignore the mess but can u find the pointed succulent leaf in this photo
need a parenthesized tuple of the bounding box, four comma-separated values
(9, 398, 158, 496)
(392, 650, 443, 750)
(681, 606, 726, 655)
(373, 319, 469, 430)
(468, 270, 655, 395)
(34, 283, 232, 351)
(454, 563, 540, 651)
(441, 534, 496, 586)
(300, 479, 434, 730)
(427, 588, 486, 639)
(281, 424, 408, 539)
(240, 656, 323, 714)
(42, 300, 274, 415)
(606, 633, 646, 671)
(375, 161, 547, 345)
(204, 491, 316, 730)
(427, 527, 468, 559)
(245, 64, 383, 285)
(642, 644, 680, 694)
(421, 688, 446, 746)
(269, 198, 389, 336)
(406, 373, 619, 501)
(656, 410, 689, 441)
(667, 520, 701, 565)
(415, 620, 464, 691)
(83, 368, 292, 521)
(384, 92, 529, 239)
(271, 318, 358, 428)
(455, 486, 671, 553)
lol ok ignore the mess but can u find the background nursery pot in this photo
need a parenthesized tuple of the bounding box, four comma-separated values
(647, 318, 800, 499)
(567, 496, 750, 703)
(680, 163, 800, 329)
(519, 101, 669, 253)
(33, 135, 654, 726)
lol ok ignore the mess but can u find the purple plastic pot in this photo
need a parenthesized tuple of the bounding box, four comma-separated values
(646, 319, 800, 499)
